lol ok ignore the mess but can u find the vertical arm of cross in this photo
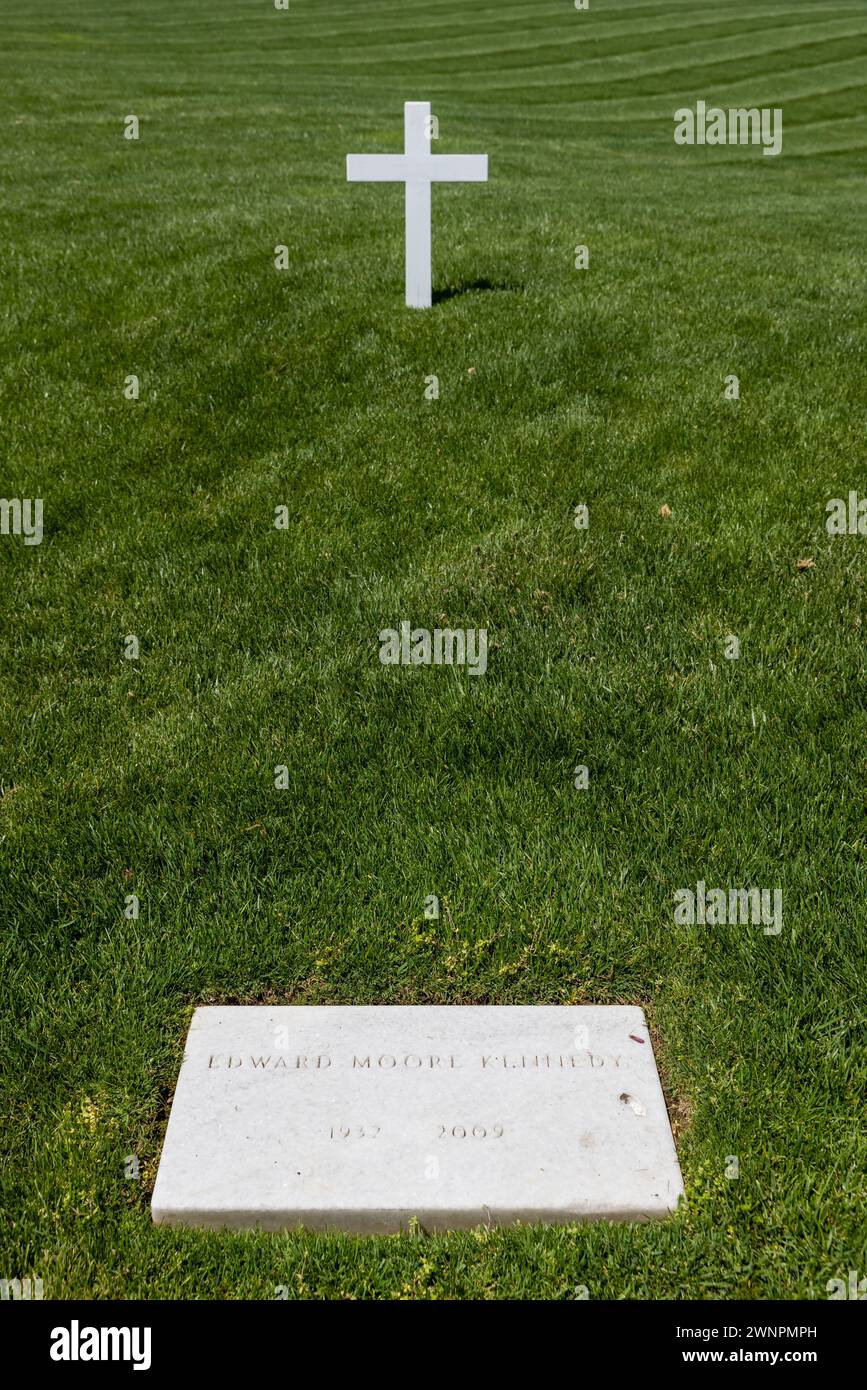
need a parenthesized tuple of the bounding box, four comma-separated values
(404, 102, 432, 309)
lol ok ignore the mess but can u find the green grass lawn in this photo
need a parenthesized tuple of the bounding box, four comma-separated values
(1, 0, 866, 1299)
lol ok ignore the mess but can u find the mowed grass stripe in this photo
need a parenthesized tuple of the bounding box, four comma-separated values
(283, 2, 862, 54)
(279, 7, 866, 104)
(292, 15, 867, 78)
(290, 0, 848, 36)
(268, 3, 570, 49)
(465, 64, 866, 112)
(449, 38, 867, 102)
(465, 25, 867, 80)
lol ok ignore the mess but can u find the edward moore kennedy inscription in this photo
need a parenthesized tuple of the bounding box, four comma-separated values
(152, 1006, 683, 1233)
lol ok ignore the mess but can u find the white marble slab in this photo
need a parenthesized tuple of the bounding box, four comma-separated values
(151, 1006, 683, 1233)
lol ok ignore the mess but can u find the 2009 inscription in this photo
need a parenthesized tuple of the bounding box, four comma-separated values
(437, 1124, 504, 1138)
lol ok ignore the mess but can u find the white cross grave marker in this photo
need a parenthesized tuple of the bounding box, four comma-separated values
(347, 102, 488, 309)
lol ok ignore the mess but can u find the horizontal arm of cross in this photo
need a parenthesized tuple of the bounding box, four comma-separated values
(346, 154, 488, 183)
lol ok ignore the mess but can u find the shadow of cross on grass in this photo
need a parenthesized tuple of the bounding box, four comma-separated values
(432, 278, 523, 305)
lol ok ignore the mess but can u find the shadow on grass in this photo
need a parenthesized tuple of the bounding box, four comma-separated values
(433, 278, 523, 304)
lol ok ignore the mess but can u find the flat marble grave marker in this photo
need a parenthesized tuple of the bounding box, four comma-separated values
(152, 1006, 683, 1233)
(346, 101, 488, 309)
